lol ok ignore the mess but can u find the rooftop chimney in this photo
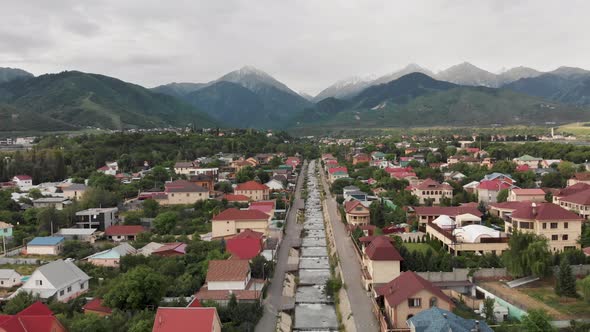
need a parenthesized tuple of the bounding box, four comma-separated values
(443, 313, 447, 319)
(531, 202, 537, 216)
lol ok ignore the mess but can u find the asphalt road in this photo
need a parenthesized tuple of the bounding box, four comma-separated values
(320, 163, 379, 332)
(255, 161, 306, 332)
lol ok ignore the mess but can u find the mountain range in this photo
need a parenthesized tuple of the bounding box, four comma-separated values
(1, 62, 590, 132)
(0, 71, 217, 131)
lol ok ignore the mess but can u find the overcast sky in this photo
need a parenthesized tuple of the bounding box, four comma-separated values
(1, 0, 589, 95)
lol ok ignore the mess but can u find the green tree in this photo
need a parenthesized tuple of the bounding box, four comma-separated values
(62, 240, 97, 260)
(236, 166, 255, 183)
(496, 189, 509, 203)
(142, 199, 159, 218)
(104, 266, 166, 311)
(502, 232, 552, 277)
(2, 292, 40, 314)
(27, 188, 43, 199)
(556, 257, 578, 298)
(250, 256, 273, 279)
(581, 275, 590, 302)
(521, 309, 555, 332)
(80, 187, 119, 208)
(558, 161, 577, 178)
(153, 211, 178, 234)
(482, 297, 496, 324)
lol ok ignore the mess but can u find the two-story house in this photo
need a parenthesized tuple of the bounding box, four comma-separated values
(195, 260, 264, 305)
(154, 180, 209, 205)
(507, 188, 546, 203)
(61, 183, 87, 200)
(361, 236, 403, 290)
(476, 179, 513, 205)
(75, 207, 118, 231)
(13, 259, 90, 302)
(327, 167, 349, 183)
(409, 179, 453, 205)
(12, 175, 32, 190)
(553, 183, 590, 219)
(212, 208, 271, 238)
(234, 181, 270, 201)
(507, 202, 583, 251)
(376, 271, 453, 329)
(344, 200, 371, 226)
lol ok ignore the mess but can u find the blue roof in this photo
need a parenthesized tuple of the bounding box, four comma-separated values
(28, 236, 65, 246)
(408, 307, 493, 332)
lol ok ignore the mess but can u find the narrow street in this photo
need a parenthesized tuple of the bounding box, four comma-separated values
(255, 161, 306, 332)
(320, 162, 380, 332)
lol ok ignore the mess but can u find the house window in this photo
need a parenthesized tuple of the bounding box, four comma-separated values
(563, 235, 568, 241)
(564, 222, 568, 229)
(408, 298, 421, 307)
(0, 281, 3, 285)
(550, 223, 558, 229)
(551, 235, 558, 241)
(60, 290, 64, 296)
(542, 223, 546, 229)
(186, 193, 190, 197)
(80, 282, 85, 289)
(67, 286, 72, 292)
(429, 297, 438, 308)
(35, 280, 43, 286)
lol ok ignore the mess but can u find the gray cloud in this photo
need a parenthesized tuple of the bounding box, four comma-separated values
(1, 0, 590, 94)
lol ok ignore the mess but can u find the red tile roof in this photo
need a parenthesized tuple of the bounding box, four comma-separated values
(226, 238, 262, 260)
(414, 178, 453, 191)
(13, 175, 32, 180)
(16, 301, 52, 316)
(477, 179, 512, 191)
(222, 194, 251, 202)
(206, 260, 250, 282)
(365, 236, 403, 261)
(187, 298, 201, 307)
(376, 271, 452, 308)
(511, 202, 582, 221)
(234, 229, 264, 240)
(328, 166, 348, 174)
(212, 208, 269, 221)
(489, 201, 532, 211)
(583, 247, 590, 257)
(83, 298, 112, 314)
(152, 307, 220, 332)
(344, 200, 368, 213)
(235, 181, 269, 191)
(560, 188, 590, 205)
(413, 206, 483, 218)
(153, 242, 187, 255)
(555, 183, 590, 197)
(0, 301, 65, 332)
(105, 225, 146, 236)
(572, 172, 590, 181)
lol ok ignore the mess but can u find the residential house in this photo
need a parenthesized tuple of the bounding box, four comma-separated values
(344, 190, 369, 202)
(212, 208, 271, 238)
(32, 197, 71, 210)
(476, 179, 513, 204)
(234, 181, 270, 201)
(426, 223, 509, 255)
(508, 188, 546, 202)
(221, 194, 251, 203)
(568, 172, 590, 186)
(265, 178, 284, 191)
(507, 202, 583, 251)
(12, 175, 32, 189)
(285, 156, 301, 168)
(104, 225, 146, 242)
(353, 153, 371, 165)
(75, 207, 118, 231)
(55, 228, 97, 243)
(553, 183, 590, 219)
(443, 171, 466, 182)
(152, 307, 222, 332)
(489, 201, 531, 219)
(26, 236, 65, 255)
(376, 271, 453, 329)
(13, 259, 90, 302)
(513, 155, 542, 169)
(0, 269, 22, 288)
(137, 242, 165, 256)
(371, 151, 387, 160)
(408, 179, 453, 205)
(462, 181, 480, 194)
(407, 307, 493, 332)
(226, 229, 264, 260)
(327, 167, 349, 183)
(154, 180, 209, 205)
(189, 174, 215, 193)
(482, 173, 515, 185)
(413, 206, 483, 226)
(0, 221, 14, 239)
(344, 200, 371, 226)
(85, 242, 137, 267)
(61, 183, 87, 200)
(361, 236, 402, 290)
(83, 298, 112, 317)
(231, 159, 253, 172)
(195, 260, 264, 304)
(248, 200, 276, 217)
(0, 301, 66, 332)
(481, 157, 496, 169)
(152, 242, 187, 257)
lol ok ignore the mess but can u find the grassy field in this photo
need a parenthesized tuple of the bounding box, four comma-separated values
(558, 122, 590, 138)
(402, 242, 435, 254)
(0, 263, 40, 276)
(520, 281, 590, 318)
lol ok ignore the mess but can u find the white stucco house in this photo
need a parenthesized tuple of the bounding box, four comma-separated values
(12, 259, 90, 302)
(0, 269, 22, 288)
